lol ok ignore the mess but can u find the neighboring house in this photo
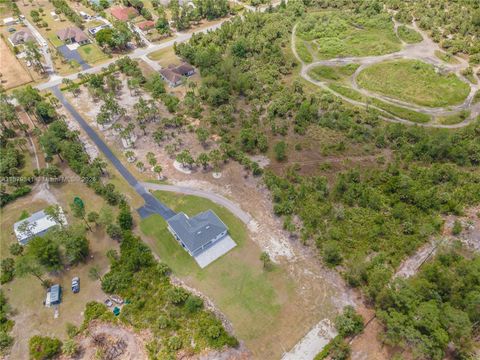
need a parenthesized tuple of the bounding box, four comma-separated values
(137, 20, 155, 32)
(8, 29, 34, 46)
(88, 24, 111, 36)
(3, 17, 16, 26)
(57, 26, 90, 45)
(110, 6, 138, 21)
(159, 63, 195, 87)
(167, 210, 228, 256)
(14, 208, 67, 245)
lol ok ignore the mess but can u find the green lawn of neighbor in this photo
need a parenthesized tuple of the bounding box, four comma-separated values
(140, 191, 294, 343)
(397, 25, 423, 44)
(78, 43, 108, 64)
(297, 11, 402, 59)
(48, 33, 64, 47)
(356, 59, 471, 108)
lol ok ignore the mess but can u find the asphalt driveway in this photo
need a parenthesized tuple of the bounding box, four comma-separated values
(57, 45, 91, 71)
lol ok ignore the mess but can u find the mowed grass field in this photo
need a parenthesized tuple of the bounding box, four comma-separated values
(357, 59, 471, 107)
(297, 11, 402, 59)
(140, 191, 333, 359)
(78, 44, 109, 64)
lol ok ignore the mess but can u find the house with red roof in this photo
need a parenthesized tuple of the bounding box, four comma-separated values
(137, 20, 155, 32)
(110, 6, 138, 21)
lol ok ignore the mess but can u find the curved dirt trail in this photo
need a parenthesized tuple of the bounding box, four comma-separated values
(292, 21, 480, 128)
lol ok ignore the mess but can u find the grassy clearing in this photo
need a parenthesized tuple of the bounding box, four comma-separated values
(308, 64, 359, 82)
(473, 90, 480, 104)
(297, 11, 401, 59)
(328, 83, 365, 102)
(147, 46, 179, 65)
(357, 59, 470, 107)
(295, 38, 313, 63)
(397, 25, 423, 44)
(140, 191, 310, 356)
(437, 110, 471, 125)
(434, 50, 459, 64)
(77, 44, 108, 64)
(370, 98, 431, 123)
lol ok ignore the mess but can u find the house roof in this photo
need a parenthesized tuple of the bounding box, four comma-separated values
(160, 68, 183, 84)
(14, 208, 66, 243)
(137, 20, 155, 30)
(167, 210, 228, 253)
(173, 63, 195, 76)
(57, 26, 88, 42)
(9, 29, 34, 45)
(110, 6, 138, 21)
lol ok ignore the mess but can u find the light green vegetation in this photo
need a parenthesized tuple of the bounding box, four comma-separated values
(357, 59, 471, 107)
(328, 83, 366, 102)
(396, 25, 423, 44)
(308, 64, 359, 82)
(48, 34, 64, 47)
(297, 11, 402, 59)
(473, 90, 480, 104)
(437, 110, 471, 125)
(327, 83, 431, 123)
(370, 98, 431, 123)
(434, 50, 459, 64)
(77, 44, 108, 64)
(295, 38, 313, 63)
(140, 192, 303, 350)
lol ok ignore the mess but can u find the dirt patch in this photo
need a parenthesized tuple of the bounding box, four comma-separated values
(0, 38, 33, 90)
(64, 321, 149, 360)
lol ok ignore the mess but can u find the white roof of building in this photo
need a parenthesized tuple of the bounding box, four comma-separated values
(3, 17, 15, 24)
(14, 208, 66, 243)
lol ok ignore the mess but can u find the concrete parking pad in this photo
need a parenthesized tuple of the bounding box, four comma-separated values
(194, 235, 237, 268)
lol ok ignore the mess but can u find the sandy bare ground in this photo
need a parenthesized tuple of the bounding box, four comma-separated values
(0, 38, 33, 90)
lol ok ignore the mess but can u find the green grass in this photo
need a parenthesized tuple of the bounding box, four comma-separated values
(328, 83, 431, 123)
(140, 191, 290, 342)
(48, 34, 64, 47)
(435, 50, 459, 64)
(437, 110, 470, 125)
(370, 98, 431, 123)
(328, 83, 366, 102)
(295, 38, 313, 63)
(473, 90, 480, 104)
(308, 64, 359, 82)
(357, 59, 470, 108)
(297, 11, 402, 59)
(77, 44, 108, 64)
(397, 25, 423, 44)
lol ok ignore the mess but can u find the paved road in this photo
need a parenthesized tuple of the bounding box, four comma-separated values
(51, 86, 176, 219)
(36, 21, 226, 91)
(141, 182, 253, 225)
(23, 18, 56, 78)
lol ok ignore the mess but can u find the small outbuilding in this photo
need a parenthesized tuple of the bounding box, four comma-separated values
(14, 208, 67, 245)
(167, 210, 228, 256)
(45, 284, 62, 307)
(110, 6, 138, 21)
(3, 17, 16, 26)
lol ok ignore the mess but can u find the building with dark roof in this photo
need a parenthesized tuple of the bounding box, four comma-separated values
(8, 29, 34, 46)
(45, 284, 61, 307)
(160, 63, 195, 87)
(167, 210, 228, 256)
(57, 26, 89, 45)
(110, 6, 138, 21)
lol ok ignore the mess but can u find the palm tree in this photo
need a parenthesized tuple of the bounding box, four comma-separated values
(136, 161, 145, 172)
(153, 165, 163, 180)
(124, 150, 136, 162)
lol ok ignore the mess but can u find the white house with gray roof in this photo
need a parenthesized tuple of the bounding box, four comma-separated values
(14, 208, 67, 245)
(167, 210, 229, 256)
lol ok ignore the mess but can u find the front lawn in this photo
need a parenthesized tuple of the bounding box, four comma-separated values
(77, 44, 108, 64)
(48, 34, 63, 47)
(140, 191, 296, 350)
(356, 59, 471, 107)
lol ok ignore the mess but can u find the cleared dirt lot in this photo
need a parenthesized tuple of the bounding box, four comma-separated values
(0, 38, 33, 90)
